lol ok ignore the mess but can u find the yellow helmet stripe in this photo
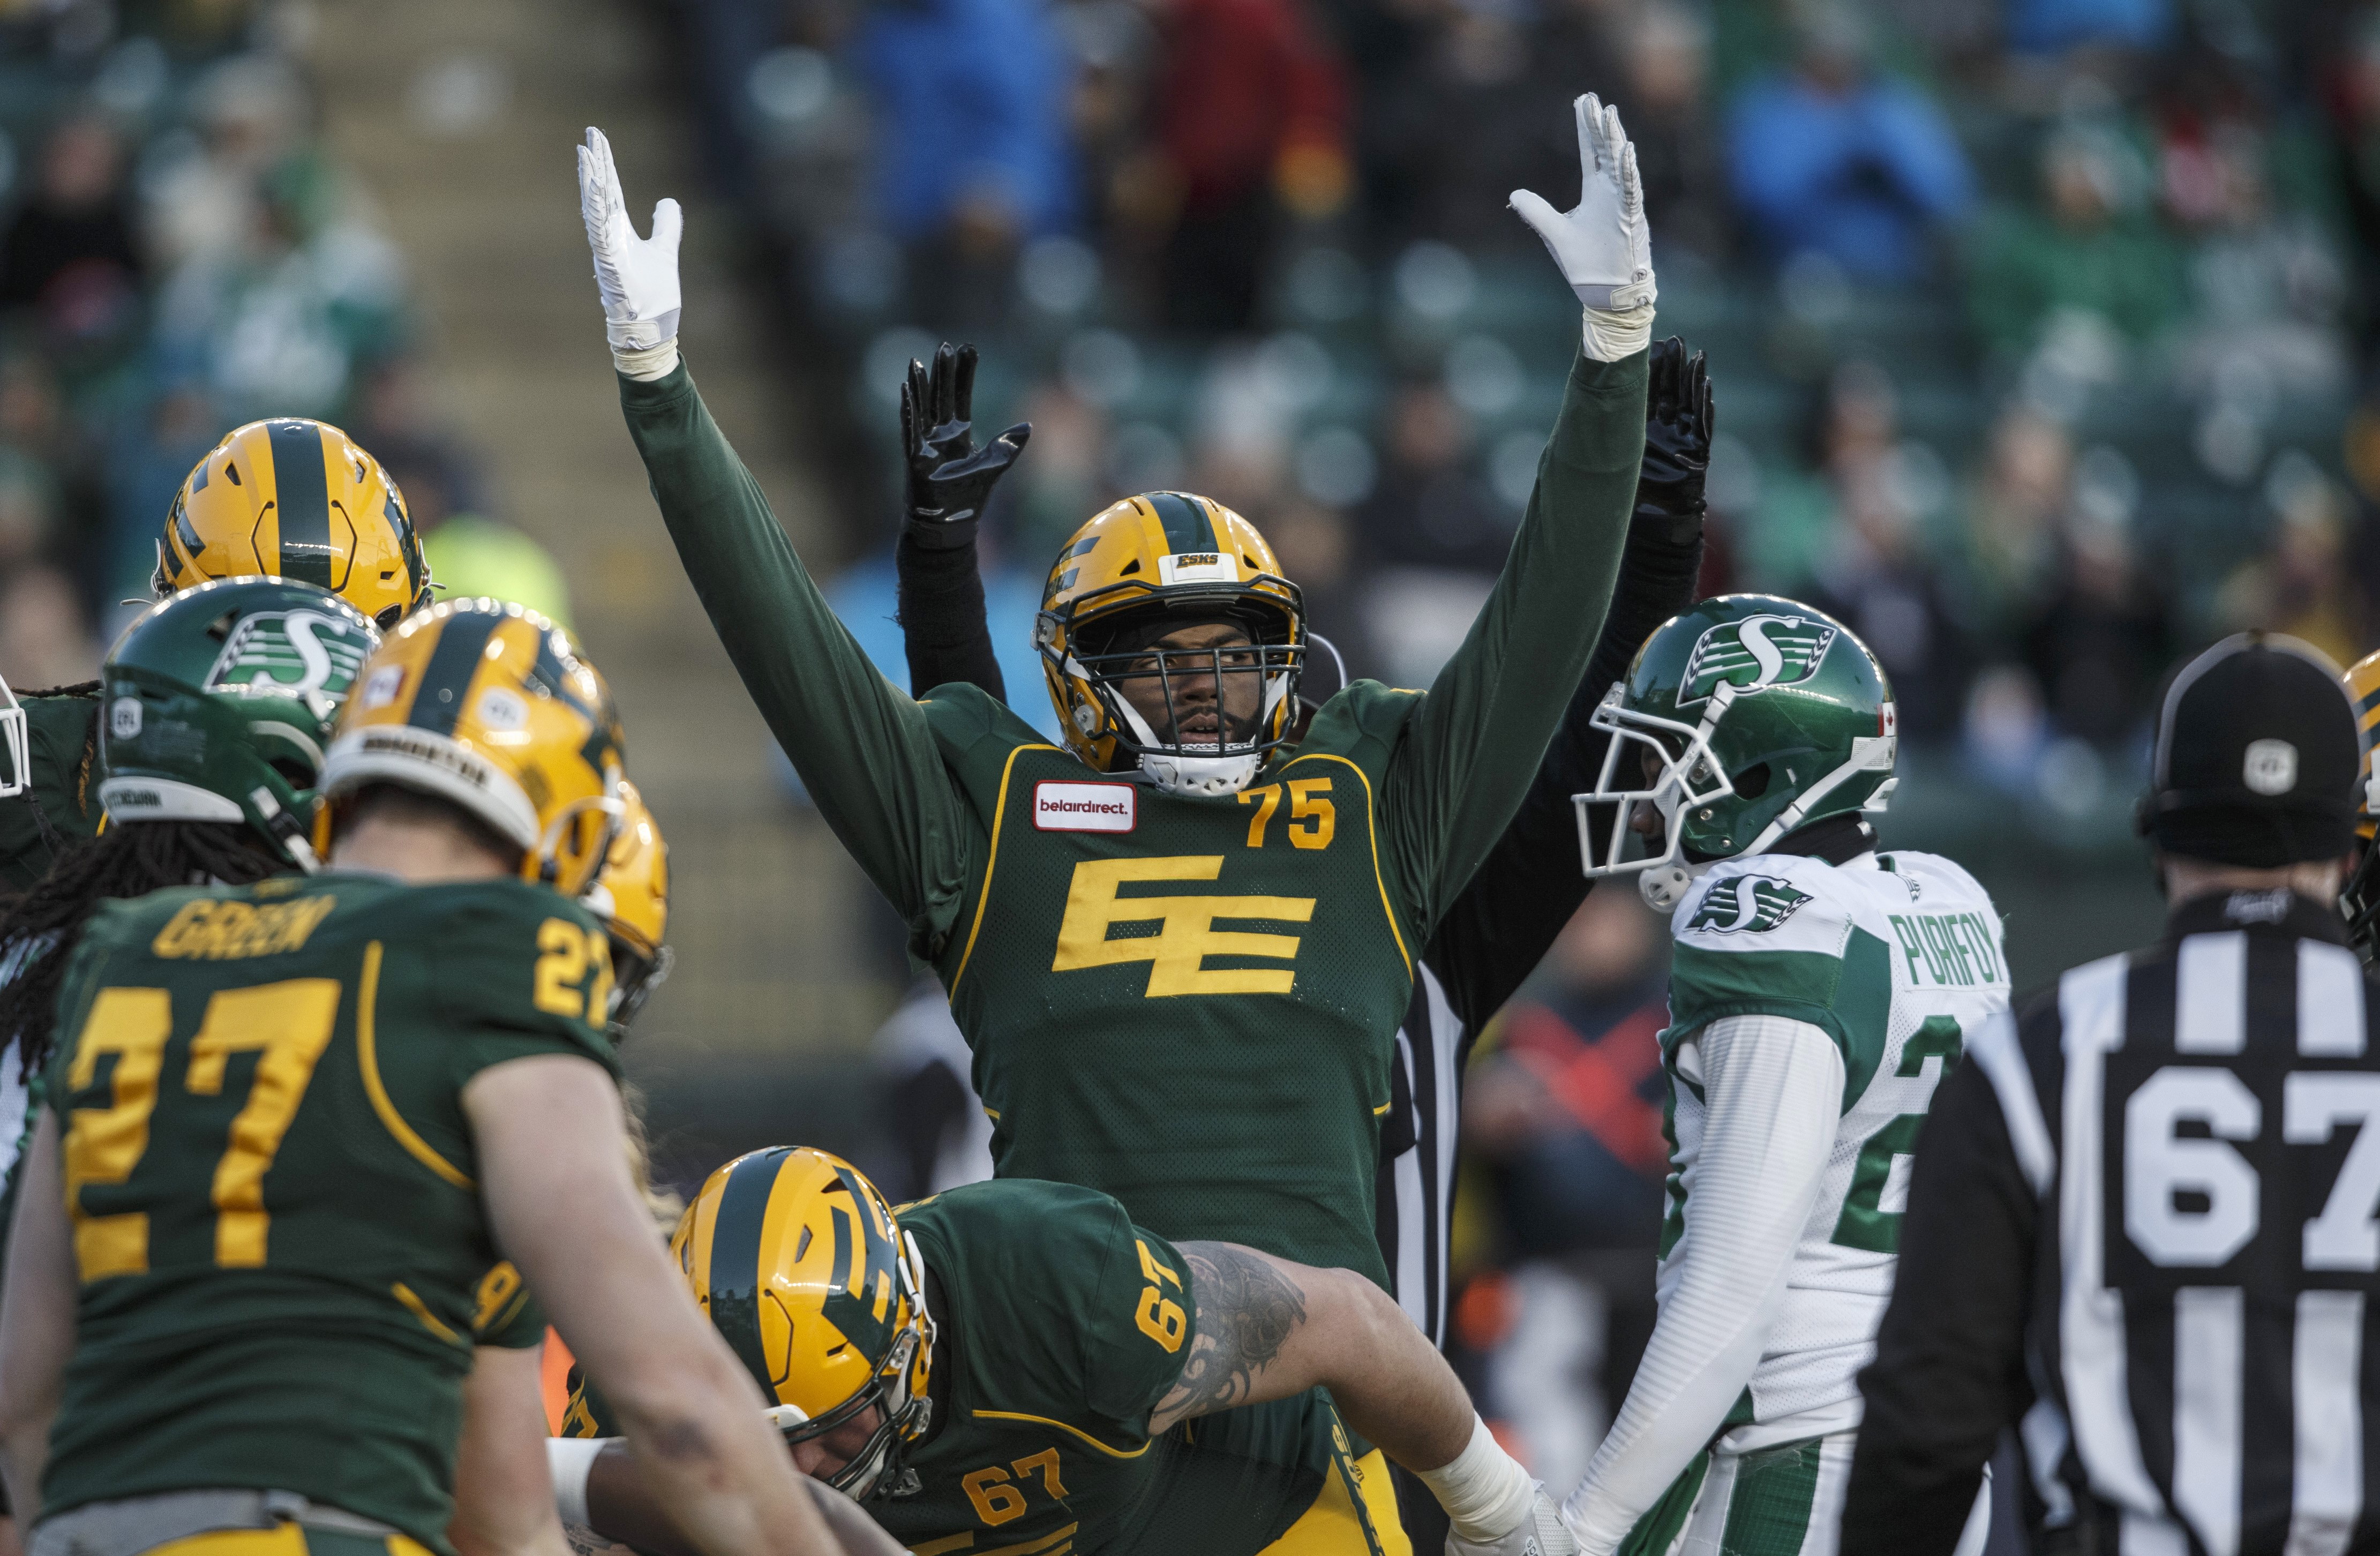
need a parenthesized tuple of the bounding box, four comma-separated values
(262, 419, 336, 592)
(1130, 498, 1172, 568)
(226, 428, 283, 579)
(706, 1146, 797, 1393)
(685, 1157, 724, 1307)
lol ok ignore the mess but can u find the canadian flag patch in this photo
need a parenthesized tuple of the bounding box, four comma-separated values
(1879, 702, 1898, 737)
(1034, 781, 1136, 833)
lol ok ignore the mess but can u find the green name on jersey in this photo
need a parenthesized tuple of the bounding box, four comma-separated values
(1887, 912, 2002, 987)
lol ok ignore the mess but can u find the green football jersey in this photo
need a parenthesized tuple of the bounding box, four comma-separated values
(40, 871, 619, 1553)
(1, 692, 102, 892)
(924, 687, 1419, 1285)
(562, 1178, 1339, 1556)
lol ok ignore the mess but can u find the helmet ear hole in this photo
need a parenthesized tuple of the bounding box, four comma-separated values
(1733, 762, 1771, 798)
(269, 756, 317, 789)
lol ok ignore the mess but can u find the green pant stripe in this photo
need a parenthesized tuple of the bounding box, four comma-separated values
(1617, 1449, 1710, 1556)
(1716, 1438, 1825, 1554)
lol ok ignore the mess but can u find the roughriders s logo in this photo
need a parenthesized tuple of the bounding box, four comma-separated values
(206, 611, 372, 699)
(1678, 614, 1837, 707)
(1685, 874, 1815, 935)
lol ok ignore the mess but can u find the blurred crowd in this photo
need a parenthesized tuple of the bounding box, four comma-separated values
(665, 0, 2369, 817)
(0, 1, 567, 697)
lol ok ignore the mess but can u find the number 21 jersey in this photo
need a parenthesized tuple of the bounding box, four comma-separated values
(41, 873, 617, 1555)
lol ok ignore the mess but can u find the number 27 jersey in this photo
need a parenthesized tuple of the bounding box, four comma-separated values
(41, 872, 618, 1555)
(1660, 850, 2009, 1437)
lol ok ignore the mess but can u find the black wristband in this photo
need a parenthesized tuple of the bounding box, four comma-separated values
(904, 514, 981, 551)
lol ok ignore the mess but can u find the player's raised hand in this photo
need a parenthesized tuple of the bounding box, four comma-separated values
(1637, 336, 1713, 528)
(577, 126, 683, 373)
(1508, 93, 1655, 314)
(900, 342, 1030, 550)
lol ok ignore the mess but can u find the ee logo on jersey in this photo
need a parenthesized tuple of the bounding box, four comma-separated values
(1052, 856, 1316, 997)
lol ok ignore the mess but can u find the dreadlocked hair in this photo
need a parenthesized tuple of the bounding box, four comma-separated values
(0, 821, 282, 1079)
(0, 682, 104, 900)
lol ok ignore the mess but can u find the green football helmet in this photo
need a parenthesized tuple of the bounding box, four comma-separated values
(1576, 594, 1898, 910)
(99, 577, 381, 869)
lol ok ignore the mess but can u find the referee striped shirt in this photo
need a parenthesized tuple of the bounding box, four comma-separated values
(1843, 887, 2380, 1555)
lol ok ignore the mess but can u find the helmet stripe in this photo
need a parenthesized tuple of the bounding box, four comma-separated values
(705, 1147, 793, 1395)
(1146, 491, 1217, 554)
(266, 420, 335, 590)
(408, 611, 505, 737)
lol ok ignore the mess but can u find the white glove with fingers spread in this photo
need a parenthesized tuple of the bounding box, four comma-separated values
(578, 125, 684, 379)
(1447, 1487, 1581, 1556)
(1510, 93, 1656, 361)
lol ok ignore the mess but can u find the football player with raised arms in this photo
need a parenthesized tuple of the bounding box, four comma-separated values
(0, 600, 849, 1556)
(1553, 598, 2009, 1554)
(553, 1149, 1567, 1556)
(579, 96, 1655, 1556)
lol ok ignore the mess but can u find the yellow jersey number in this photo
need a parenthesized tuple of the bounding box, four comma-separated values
(962, 1448, 1069, 1525)
(63, 978, 340, 1280)
(1237, 777, 1335, 850)
(1135, 1238, 1188, 1351)
(533, 919, 614, 1027)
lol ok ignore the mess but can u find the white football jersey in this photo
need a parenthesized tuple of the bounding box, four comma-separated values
(1658, 849, 2009, 1443)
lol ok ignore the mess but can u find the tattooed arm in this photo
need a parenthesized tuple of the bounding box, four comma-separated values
(1145, 1242, 1473, 1473)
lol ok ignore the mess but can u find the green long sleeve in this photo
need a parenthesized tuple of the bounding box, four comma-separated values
(617, 364, 975, 953)
(1380, 345, 1647, 936)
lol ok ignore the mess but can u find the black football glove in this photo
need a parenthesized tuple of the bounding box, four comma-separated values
(1634, 335, 1712, 544)
(901, 342, 1031, 551)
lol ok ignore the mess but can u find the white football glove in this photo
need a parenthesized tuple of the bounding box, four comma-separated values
(1509, 92, 1655, 360)
(1447, 1487, 1580, 1556)
(577, 125, 683, 377)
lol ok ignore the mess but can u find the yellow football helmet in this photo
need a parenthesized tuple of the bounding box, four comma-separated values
(673, 1147, 935, 1501)
(1035, 490, 1304, 797)
(318, 599, 625, 897)
(2341, 650, 2380, 962)
(154, 417, 432, 630)
(585, 777, 672, 1034)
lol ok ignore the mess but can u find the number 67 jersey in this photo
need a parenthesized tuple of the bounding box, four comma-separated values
(40, 872, 618, 1556)
(1660, 849, 2008, 1439)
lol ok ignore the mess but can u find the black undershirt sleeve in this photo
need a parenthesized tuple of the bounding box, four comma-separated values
(896, 530, 1005, 702)
(1418, 515, 1703, 1032)
(1840, 1055, 2041, 1556)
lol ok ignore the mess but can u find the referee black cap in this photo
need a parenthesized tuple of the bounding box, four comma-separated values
(2140, 632, 2361, 867)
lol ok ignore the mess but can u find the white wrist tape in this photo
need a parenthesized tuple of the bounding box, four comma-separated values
(1581, 302, 1655, 363)
(547, 1434, 611, 1527)
(612, 338, 681, 381)
(1417, 1416, 1538, 1543)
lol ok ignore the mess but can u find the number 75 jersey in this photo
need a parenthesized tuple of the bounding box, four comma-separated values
(1660, 850, 2009, 1437)
(40, 872, 618, 1553)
